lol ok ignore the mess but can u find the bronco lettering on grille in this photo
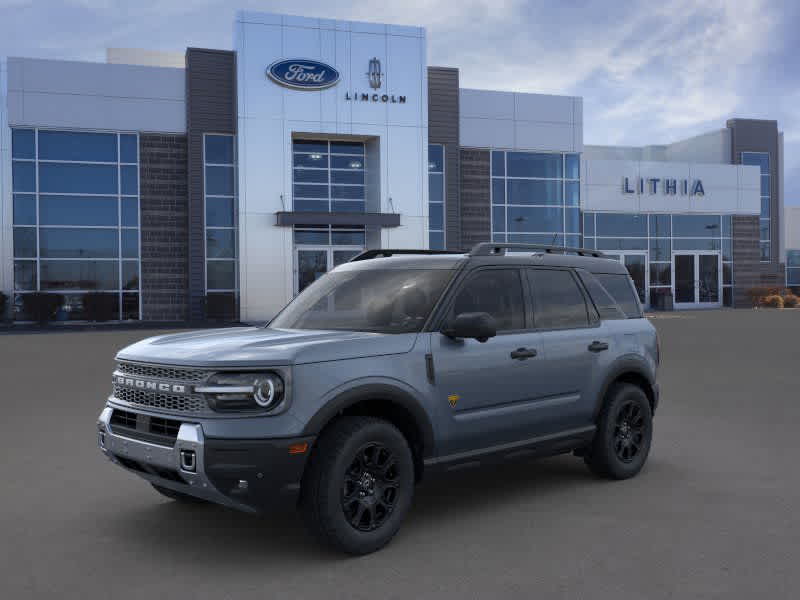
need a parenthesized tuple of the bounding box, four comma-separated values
(115, 376, 188, 395)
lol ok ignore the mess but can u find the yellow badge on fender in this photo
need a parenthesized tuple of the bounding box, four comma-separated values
(447, 394, 459, 408)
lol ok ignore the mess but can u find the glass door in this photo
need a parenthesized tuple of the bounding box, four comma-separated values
(672, 252, 721, 308)
(698, 253, 720, 304)
(295, 247, 363, 294)
(296, 248, 329, 294)
(604, 252, 648, 308)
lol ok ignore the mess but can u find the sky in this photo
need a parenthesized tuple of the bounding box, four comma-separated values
(1, 0, 798, 204)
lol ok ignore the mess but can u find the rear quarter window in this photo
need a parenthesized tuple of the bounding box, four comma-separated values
(593, 273, 643, 318)
(577, 270, 626, 320)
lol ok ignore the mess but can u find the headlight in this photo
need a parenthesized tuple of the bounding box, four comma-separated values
(196, 372, 285, 412)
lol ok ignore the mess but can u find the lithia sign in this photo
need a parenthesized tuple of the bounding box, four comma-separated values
(623, 177, 705, 196)
(267, 57, 406, 103)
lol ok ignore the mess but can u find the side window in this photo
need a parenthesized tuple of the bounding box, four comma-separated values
(577, 270, 626, 320)
(594, 273, 643, 318)
(449, 269, 525, 331)
(527, 269, 590, 329)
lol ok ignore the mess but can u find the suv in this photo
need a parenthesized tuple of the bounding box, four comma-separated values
(97, 243, 659, 555)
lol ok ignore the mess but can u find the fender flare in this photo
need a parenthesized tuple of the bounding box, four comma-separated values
(302, 383, 436, 458)
(594, 355, 656, 418)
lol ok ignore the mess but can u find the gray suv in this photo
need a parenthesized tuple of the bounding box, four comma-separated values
(97, 243, 660, 555)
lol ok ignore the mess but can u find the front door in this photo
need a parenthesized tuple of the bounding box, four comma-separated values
(604, 252, 648, 308)
(295, 247, 362, 294)
(431, 268, 550, 455)
(672, 252, 721, 308)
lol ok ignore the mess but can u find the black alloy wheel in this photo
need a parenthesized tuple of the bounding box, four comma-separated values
(584, 382, 653, 480)
(300, 416, 414, 555)
(341, 442, 400, 532)
(613, 400, 645, 462)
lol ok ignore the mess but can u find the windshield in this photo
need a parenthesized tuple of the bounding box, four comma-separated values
(270, 268, 455, 333)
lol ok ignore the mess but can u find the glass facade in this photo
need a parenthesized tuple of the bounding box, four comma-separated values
(428, 144, 445, 249)
(204, 134, 238, 297)
(491, 150, 580, 247)
(583, 213, 734, 307)
(292, 140, 365, 213)
(11, 128, 140, 320)
(787, 250, 800, 289)
(742, 152, 770, 261)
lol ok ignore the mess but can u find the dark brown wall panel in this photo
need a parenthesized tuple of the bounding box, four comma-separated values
(139, 134, 189, 321)
(428, 67, 461, 250)
(459, 149, 491, 250)
(186, 48, 237, 321)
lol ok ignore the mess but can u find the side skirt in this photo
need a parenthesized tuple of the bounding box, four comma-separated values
(423, 425, 596, 473)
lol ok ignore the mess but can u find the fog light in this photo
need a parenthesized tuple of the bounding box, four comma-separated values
(98, 432, 106, 449)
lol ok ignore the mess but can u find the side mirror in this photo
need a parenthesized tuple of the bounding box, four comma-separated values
(442, 312, 497, 343)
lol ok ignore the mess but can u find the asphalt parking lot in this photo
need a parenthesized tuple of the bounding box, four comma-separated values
(1, 309, 799, 599)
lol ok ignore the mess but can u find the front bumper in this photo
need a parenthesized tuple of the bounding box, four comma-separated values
(97, 406, 314, 513)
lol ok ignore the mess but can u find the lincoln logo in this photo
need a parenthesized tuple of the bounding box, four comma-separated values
(367, 57, 382, 89)
(266, 59, 341, 90)
(115, 376, 187, 395)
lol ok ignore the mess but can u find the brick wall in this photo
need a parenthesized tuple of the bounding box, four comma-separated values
(732, 215, 786, 307)
(139, 134, 189, 321)
(459, 149, 491, 251)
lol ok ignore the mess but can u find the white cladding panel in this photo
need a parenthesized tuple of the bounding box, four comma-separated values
(236, 11, 428, 321)
(459, 88, 581, 152)
(6, 58, 185, 132)
(784, 206, 800, 250)
(1, 59, 11, 295)
(582, 158, 760, 215)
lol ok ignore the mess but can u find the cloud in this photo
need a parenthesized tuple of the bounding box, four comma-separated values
(0, 0, 796, 202)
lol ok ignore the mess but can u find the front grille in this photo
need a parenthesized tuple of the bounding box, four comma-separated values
(109, 409, 184, 446)
(112, 384, 208, 414)
(116, 361, 209, 383)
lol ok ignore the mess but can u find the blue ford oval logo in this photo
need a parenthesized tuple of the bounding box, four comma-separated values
(267, 59, 340, 90)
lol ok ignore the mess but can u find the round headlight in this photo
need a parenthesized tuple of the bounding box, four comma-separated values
(254, 374, 284, 409)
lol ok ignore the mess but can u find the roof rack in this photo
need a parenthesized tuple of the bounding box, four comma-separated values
(349, 249, 464, 262)
(469, 242, 606, 258)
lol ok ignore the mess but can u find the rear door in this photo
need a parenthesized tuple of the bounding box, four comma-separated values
(525, 267, 610, 432)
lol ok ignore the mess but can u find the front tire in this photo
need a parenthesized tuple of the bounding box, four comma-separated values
(300, 416, 415, 555)
(585, 383, 653, 479)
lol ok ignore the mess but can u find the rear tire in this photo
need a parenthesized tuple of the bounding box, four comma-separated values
(151, 483, 207, 504)
(585, 383, 653, 479)
(300, 416, 415, 555)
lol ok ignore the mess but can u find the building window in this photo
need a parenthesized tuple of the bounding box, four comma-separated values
(491, 150, 580, 247)
(428, 144, 445, 249)
(787, 250, 800, 291)
(583, 213, 734, 307)
(292, 140, 365, 213)
(204, 134, 238, 317)
(742, 152, 770, 261)
(11, 128, 140, 320)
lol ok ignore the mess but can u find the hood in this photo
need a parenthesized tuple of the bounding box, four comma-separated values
(115, 327, 418, 367)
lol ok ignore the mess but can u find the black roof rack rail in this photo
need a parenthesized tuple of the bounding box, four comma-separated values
(349, 249, 464, 262)
(469, 242, 606, 258)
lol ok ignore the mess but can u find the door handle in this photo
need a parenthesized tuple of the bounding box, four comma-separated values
(510, 347, 537, 360)
(588, 341, 609, 352)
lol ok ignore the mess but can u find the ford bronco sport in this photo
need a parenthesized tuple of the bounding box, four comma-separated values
(97, 242, 660, 555)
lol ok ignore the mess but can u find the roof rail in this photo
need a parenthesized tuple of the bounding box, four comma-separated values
(469, 242, 606, 258)
(349, 249, 464, 262)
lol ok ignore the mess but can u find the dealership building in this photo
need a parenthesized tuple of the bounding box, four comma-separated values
(0, 11, 793, 323)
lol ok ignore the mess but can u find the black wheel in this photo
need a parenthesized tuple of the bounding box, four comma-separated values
(300, 416, 414, 555)
(151, 483, 207, 504)
(585, 383, 653, 479)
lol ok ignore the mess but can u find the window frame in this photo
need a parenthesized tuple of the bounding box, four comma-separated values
(10, 127, 141, 321)
(203, 133, 239, 294)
